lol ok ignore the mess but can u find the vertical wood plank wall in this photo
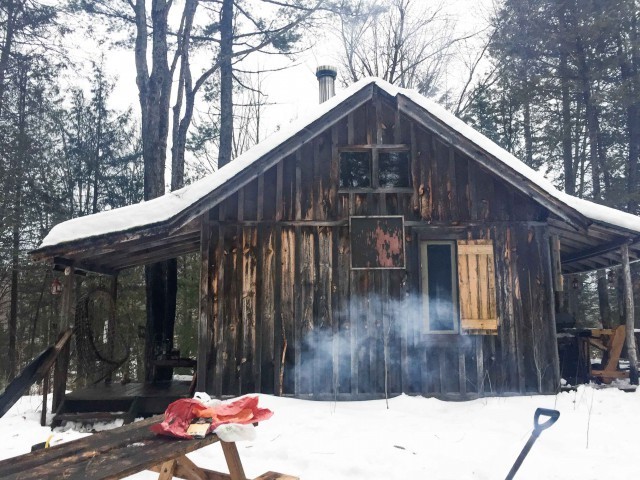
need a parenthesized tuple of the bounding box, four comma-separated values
(200, 96, 560, 399)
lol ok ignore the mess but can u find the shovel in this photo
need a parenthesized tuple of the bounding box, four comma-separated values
(505, 408, 560, 480)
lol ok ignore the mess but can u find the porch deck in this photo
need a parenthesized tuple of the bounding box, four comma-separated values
(52, 380, 194, 427)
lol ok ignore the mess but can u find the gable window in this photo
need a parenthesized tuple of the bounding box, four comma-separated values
(378, 151, 410, 187)
(340, 151, 371, 188)
(420, 241, 459, 333)
(339, 148, 411, 190)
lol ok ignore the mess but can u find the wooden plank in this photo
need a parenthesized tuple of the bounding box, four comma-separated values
(241, 227, 258, 393)
(53, 267, 75, 413)
(349, 270, 361, 394)
(458, 244, 494, 255)
(314, 131, 331, 221)
(370, 272, 383, 393)
(621, 245, 639, 384)
(467, 249, 479, 322)
(158, 460, 177, 480)
(220, 442, 248, 480)
(410, 124, 420, 217)
(458, 349, 467, 395)
(476, 337, 484, 396)
(447, 143, 459, 219)
(257, 175, 265, 222)
(198, 213, 214, 392)
(280, 228, 296, 395)
(540, 228, 561, 391)
(337, 226, 351, 394)
(0, 416, 225, 480)
(272, 227, 283, 395)
(224, 219, 241, 395)
(214, 207, 226, 397)
(295, 151, 302, 221)
(0, 328, 73, 419)
(316, 227, 333, 394)
(590, 370, 629, 379)
(487, 246, 497, 321)
(457, 244, 471, 330)
(461, 319, 498, 330)
(260, 226, 276, 394)
(478, 251, 489, 321)
(153, 454, 228, 480)
(417, 127, 432, 222)
(329, 124, 340, 219)
(275, 161, 283, 221)
(298, 228, 315, 395)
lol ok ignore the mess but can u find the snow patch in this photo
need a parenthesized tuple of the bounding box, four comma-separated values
(2, 388, 640, 479)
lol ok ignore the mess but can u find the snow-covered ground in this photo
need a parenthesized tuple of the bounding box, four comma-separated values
(1, 386, 638, 479)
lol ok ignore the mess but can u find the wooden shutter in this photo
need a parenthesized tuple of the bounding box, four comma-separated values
(457, 240, 498, 334)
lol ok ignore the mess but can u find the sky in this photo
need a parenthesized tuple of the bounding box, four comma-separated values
(59, 0, 495, 173)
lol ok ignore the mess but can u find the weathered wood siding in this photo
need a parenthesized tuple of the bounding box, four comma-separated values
(199, 94, 560, 399)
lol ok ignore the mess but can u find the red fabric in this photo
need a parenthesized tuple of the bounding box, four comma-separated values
(150, 396, 273, 439)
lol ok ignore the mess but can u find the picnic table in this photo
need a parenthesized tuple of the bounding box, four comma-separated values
(0, 415, 297, 480)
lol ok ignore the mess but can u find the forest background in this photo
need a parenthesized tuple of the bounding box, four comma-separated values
(1, 0, 638, 389)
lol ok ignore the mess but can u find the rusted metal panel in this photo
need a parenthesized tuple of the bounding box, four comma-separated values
(349, 216, 405, 269)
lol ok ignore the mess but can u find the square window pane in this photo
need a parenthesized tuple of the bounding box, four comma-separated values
(379, 151, 410, 188)
(340, 151, 371, 188)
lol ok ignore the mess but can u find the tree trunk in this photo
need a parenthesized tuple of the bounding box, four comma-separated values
(217, 0, 234, 169)
(7, 61, 28, 381)
(558, 5, 575, 195)
(597, 269, 611, 329)
(0, 0, 16, 114)
(560, 52, 575, 195)
(134, 0, 177, 382)
(576, 34, 601, 200)
(522, 81, 534, 167)
(621, 15, 640, 214)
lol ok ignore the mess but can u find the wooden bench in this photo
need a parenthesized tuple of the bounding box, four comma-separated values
(0, 415, 297, 480)
(590, 325, 628, 383)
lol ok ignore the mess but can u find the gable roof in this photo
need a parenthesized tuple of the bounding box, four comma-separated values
(32, 78, 640, 272)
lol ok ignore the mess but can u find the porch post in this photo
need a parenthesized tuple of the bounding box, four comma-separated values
(52, 266, 75, 413)
(105, 274, 118, 383)
(198, 213, 214, 393)
(550, 234, 564, 311)
(621, 243, 639, 384)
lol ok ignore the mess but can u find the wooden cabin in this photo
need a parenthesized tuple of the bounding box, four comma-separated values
(31, 75, 640, 407)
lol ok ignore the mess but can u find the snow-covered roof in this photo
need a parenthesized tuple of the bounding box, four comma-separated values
(37, 78, 640, 251)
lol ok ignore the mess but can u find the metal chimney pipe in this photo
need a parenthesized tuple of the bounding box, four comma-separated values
(316, 65, 337, 103)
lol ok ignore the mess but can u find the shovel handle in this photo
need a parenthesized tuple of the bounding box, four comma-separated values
(533, 408, 560, 433)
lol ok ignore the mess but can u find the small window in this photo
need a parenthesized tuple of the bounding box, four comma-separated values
(421, 241, 458, 333)
(379, 151, 410, 187)
(340, 151, 371, 188)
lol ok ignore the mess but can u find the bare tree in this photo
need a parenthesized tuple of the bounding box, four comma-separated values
(75, 0, 328, 380)
(335, 0, 456, 95)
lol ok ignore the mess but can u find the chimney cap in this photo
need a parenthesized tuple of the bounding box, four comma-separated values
(316, 65, 337, 80)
